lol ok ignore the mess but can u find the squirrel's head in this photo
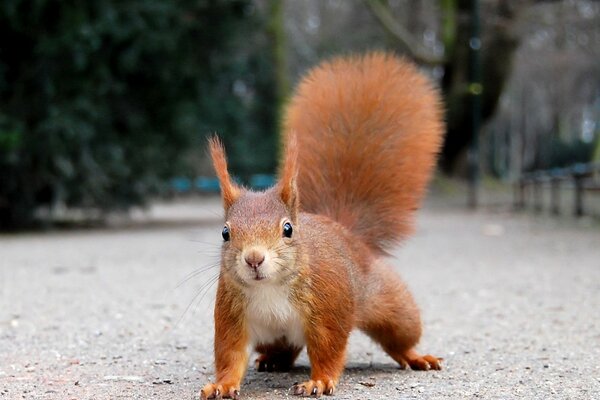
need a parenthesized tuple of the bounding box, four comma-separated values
(209, 136, 299, 287)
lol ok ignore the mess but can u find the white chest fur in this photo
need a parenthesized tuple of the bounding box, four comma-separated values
(245, 284, 305, 347)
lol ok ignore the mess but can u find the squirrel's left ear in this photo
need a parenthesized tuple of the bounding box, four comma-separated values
(209, 136, 240, 211)
(278, 132, 299, 222)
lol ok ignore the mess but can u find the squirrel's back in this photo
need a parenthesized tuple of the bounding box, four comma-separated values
(283, 52, 444, 254)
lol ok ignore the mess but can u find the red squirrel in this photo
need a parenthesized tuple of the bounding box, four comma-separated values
(200, 52, 444, 399)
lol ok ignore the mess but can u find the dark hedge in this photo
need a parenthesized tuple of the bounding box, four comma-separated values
(0, 0, 278, 228)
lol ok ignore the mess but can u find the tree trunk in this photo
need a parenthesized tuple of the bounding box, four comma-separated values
(365, 0, 519, 175)
(267, 0, 289, 110)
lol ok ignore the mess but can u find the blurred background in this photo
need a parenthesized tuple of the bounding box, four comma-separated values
(1, 0, 599, 229)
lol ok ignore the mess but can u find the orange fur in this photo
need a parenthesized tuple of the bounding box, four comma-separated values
(283, 52, 444, 254)
(201, 53, 444, 400)
(209, 136, 240, 210)
(277, 132, 299, 222)
(201, 277, 248, 400)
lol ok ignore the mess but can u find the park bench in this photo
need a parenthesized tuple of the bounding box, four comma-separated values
(515, 162, 600, 217)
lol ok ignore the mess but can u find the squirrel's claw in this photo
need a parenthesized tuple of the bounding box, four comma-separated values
(255, 358, 277, 372)
(291, 379, 335, 397)
(403, 353, 443, 371)
(254, 351, 296, 372)
(200, 383, 240, 400)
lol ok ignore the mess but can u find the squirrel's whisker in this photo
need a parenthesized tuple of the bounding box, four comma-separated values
(175, 271, 221, 328)
(175, 262, 220, 289)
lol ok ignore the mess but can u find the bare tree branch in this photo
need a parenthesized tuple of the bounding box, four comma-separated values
(363, 0, 445, 65)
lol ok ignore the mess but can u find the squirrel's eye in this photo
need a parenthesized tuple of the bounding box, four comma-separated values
(282, 222, 293, 238)
(222, 226, 230, 241)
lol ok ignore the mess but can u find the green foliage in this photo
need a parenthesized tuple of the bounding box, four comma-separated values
(0, 0, 278, 228)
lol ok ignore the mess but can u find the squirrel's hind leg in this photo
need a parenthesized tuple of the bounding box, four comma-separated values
(254, 338, 302, 372)
(357, 260, 442, 371)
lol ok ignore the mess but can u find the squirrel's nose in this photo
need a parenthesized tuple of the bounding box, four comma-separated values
(244, 251, 265, 270)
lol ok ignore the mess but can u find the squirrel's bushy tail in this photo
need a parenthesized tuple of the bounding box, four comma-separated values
(283, 52, 444, 254)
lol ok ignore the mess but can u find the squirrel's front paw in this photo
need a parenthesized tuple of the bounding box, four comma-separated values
(291, 379, 335, 397)
(200, 383, 240, 400)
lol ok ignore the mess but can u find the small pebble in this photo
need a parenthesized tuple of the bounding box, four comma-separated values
(103, 375, 145, 382)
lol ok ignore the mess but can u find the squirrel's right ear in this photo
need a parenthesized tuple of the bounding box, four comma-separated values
(278, 132, 299, 222)
(209, 137, 240, 211)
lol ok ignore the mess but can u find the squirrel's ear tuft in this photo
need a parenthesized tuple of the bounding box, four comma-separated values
(209, 136, 240, 211)
(278, 132, 299, 221)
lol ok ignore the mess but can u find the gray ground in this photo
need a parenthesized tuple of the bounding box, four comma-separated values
(1, 198, 599, 399)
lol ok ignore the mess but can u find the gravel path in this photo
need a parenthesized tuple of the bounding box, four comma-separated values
(1, 198, 599, 399)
